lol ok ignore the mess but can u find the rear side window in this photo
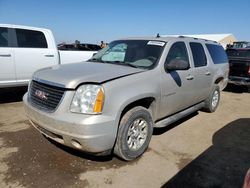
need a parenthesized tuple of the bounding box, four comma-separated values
(190, 42, 207, 67)
(0, 27, 8, 47)
(16, 29, 48, 48)
(206, 44, 228, 64)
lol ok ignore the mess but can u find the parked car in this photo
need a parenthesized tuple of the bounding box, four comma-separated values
(23, 36, 229, 161)
(232, 41, 250, 49)
(226, 46, 250, 90)
(57, 43, 101, 51)
(57, 44, 75, 50)
(0, 24, 97, 88)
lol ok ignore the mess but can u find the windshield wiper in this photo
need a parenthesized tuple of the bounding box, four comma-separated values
(108, 61, 138, 68)
(89, 58, 100, 62)
(88, 59, 139, 68)
(88, 58, 107, 63)
(124, 63, 138, 68)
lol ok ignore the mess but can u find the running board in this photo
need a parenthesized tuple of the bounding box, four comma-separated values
(154, 102, 205, 128)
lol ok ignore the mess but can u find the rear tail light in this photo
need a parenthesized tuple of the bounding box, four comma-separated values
(248, 66, 250, 75)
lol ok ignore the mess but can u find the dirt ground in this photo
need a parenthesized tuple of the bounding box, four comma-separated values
(0, 85, 249, 188)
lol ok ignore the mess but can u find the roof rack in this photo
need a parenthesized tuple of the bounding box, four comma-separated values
(176, 35, 218, 43)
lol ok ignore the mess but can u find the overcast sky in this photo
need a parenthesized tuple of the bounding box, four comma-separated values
(0, 0, 249, 44)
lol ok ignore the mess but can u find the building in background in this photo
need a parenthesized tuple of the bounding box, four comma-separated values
(164, 34, 237, 49)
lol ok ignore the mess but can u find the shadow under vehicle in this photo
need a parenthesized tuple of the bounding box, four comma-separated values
(162, 118, 250, 188)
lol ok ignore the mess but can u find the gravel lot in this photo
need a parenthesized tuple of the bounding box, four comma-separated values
(0, 85, 249, 188)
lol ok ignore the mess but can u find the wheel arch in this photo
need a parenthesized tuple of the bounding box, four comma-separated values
(214, 76, 225, 90)
(119, 97, 157, 124)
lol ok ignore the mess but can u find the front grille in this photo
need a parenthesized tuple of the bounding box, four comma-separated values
(29, 80, 65, 112)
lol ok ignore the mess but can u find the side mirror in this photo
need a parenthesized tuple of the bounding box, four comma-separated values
(165, 59, 190, 71)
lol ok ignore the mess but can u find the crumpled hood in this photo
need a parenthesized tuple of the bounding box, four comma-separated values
(32, 62, 144, 89)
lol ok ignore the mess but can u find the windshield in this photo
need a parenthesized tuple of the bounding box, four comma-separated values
(226, 49, 250, 59)
(89, 40, 166, 69)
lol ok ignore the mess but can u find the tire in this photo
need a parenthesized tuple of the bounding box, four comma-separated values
(203, 85, 220, 113)
(114, 106, 153, 161)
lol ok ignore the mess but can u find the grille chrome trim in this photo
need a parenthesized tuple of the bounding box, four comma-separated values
(32, 76, 66, 88)
(28, 80, 66, 112)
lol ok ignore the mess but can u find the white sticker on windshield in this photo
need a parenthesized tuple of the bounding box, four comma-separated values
(147, 41, 165, 46)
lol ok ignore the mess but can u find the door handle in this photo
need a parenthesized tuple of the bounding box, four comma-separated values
(44, 54, 54, 57)
(186, 75, 194, 80)
(205, 71, 211, 76)
(0, 54, 11, 57)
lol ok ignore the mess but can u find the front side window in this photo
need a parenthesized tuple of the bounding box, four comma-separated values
(0, 27, 8, 47)
(90, 40, 166, 69)
(165, 42, 189, 64)
(16, 29, 48, 48)
(190, 42, 207, 67)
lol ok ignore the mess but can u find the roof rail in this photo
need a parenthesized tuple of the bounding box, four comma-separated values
(188, 36, 218, 43)
(170, 35, 219, 44)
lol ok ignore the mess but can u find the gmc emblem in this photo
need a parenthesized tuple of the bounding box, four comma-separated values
(35, 90, 49, 100)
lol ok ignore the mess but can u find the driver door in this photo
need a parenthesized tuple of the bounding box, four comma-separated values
(159, 42, 195, 119)
(0, 27, 15, 85)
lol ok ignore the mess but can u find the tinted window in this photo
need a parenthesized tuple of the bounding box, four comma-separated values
(0, 27, 8, 47)
(58, 43, 102, 51)
(206, 44, 228, 64)
(78, 44, 101, 51)
(166, 42, 189, 64)
(226, 49, 250, 58)
(190, 42, 207, 67)
(16, 29, 47, 48)
(90, 44, 101, 51)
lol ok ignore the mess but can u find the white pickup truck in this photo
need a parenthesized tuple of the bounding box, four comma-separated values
(0, 24, 97, 88)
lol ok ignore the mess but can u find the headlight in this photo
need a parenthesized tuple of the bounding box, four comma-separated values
(70, 84, 104, 114)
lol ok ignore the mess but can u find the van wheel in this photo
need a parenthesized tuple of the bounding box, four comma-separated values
(114, 106, 153, 161)
(203, 85, 220, 113)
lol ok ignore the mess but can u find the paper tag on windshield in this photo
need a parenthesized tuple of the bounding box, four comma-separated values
(147, 41, 165, 46)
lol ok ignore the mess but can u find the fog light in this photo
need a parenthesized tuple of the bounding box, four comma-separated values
(71, 139, 82, 149)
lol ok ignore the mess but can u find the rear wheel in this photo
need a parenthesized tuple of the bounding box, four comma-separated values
(203, 85, 220, 113)
(114, 106, 153, 161)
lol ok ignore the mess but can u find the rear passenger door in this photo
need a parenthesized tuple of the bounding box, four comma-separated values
(13, 28, 57, 82)
(189, 42, 212, 102)
(0, 27, 15, 85)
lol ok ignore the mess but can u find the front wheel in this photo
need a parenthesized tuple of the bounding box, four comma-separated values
(202, 85, 220, 113)
(114, 106, 153, 161)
